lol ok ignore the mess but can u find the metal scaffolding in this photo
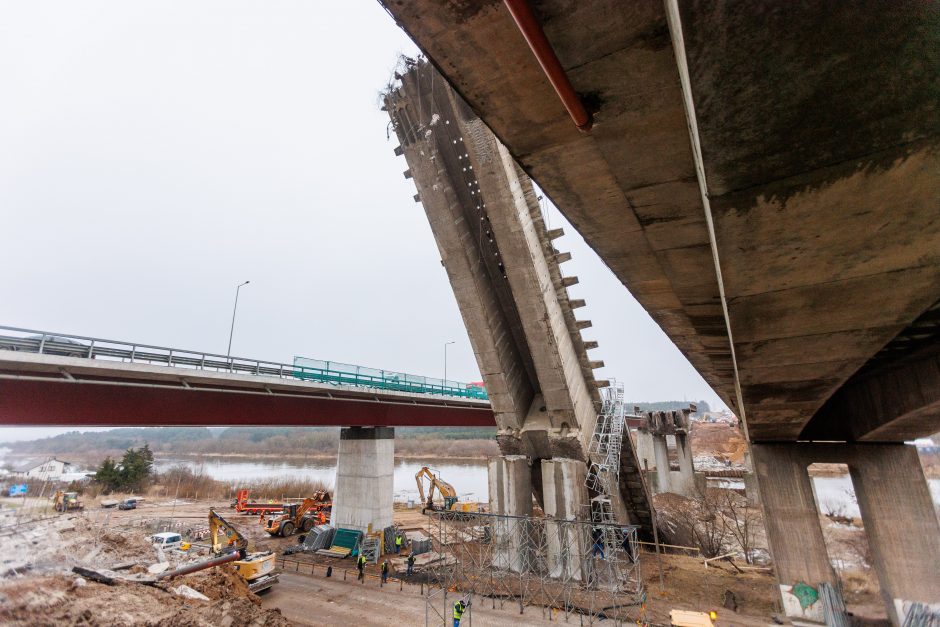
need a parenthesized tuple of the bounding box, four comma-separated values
(424, 510, 643, 625)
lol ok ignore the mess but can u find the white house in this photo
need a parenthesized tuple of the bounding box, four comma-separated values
(22, 458, 74, 481)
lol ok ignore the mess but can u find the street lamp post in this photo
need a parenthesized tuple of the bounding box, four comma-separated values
(443, 340, 455, 392)
(226, 281, 250, 360)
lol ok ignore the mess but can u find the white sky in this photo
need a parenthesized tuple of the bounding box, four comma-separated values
(0, 1, 725, 444)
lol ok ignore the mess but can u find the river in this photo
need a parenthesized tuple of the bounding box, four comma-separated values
(156, 456, 940, 514)
(153, 457, 490, 505)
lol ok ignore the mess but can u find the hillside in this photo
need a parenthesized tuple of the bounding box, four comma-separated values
(2, 425, 498, 460)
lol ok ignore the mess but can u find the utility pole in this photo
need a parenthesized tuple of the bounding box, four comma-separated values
(443, 340, 455, 391)
(227, 281, 250, 360)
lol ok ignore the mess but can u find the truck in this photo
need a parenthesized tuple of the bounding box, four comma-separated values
(209, 508, 279, 593)
(52, 490, 84, 512)
(231, 489, 289, 515)
(263, 490, 331, 537)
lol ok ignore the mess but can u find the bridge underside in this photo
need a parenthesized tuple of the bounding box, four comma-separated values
(380, 1, 940, 621)
(380, 0, 940, 444)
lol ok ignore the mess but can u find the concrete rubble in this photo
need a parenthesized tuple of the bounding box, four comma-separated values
(0, 513, 290, 626)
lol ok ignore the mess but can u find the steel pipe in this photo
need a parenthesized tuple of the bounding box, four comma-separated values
(156, 551, 240, 580)
(503, 0, 593, 131)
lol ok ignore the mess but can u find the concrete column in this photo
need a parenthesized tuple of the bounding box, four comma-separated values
(634, 428, 655, 471)
(653, 435, 671, 494)
(541, 458, 587, 580)
(330, 427, 394, 533)
(849, 444, 940, 625)
(488, 455, 533, 572)
(674, 433, 695, 495)
(751, 444, 834, 624)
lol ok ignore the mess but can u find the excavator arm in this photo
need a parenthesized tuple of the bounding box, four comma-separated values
(415, 467, 457, 509)
(209, 508, 248, 555)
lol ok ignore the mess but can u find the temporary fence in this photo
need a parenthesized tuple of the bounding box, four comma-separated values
(423, 510, 643, 626)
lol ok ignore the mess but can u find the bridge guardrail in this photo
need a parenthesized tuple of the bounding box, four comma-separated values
(0, 325, 488, 401)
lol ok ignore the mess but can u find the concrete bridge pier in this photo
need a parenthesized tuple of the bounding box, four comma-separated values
(641, 409, 697, 496)
(488, 455, 533, 572)
(653, 436, 672, 494)
(330, 427, 394, 533)
(753, 443, 940, 626)
(541, 458, 588, 580)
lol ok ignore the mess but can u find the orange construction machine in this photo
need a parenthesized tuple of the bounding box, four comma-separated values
(232, 489, 288, 515)
(263, 490, 332, 537)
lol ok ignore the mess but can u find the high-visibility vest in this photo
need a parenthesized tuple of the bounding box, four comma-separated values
(453, 603, 465, 620)
(358, 556, 366, 568)
(395, 536, 402, 546)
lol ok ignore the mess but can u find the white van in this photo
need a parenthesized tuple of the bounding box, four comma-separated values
(151, 532, 187, 552)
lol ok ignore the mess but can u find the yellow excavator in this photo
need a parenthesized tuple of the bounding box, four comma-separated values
(415, 466, 476, 513)
(209, 508, 279, 593)
(53, 490, 84, 512)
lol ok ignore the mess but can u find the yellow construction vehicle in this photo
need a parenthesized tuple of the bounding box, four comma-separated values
(52, 490, 84, 512)
(209, 508, 279, 593)
(415, 466, 476, 513)
(263, 490, 331, 537)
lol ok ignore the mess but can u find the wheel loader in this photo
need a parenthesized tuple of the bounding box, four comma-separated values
(263, 490, 331, 537)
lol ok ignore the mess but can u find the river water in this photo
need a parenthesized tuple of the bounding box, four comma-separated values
(154, 457, 490, 504)
(156, 456, 940, 513)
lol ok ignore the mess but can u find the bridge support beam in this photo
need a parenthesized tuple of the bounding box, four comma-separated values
(753, 443, 940, 626)
(488, 455, 533, 572)
(542, 458, 587, 580)
(330, 427, 394, 533)
(653, 436, 671, 494)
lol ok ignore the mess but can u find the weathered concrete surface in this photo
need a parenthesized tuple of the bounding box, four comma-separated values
(386, 60, 655, 534)
(379, 0, 940, 442)
(753, 443, 940, 625)
(488, 455, 533, 572)
(541, 458, 588, 580)
(330, 427, 395, 533)
(386, 61, 599, 461)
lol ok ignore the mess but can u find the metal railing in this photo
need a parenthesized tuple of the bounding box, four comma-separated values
(0, 325, 489, 401)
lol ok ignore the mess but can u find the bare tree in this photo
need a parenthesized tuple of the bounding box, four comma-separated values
(684, 488, 729, 558)
(720, 490, 760, 564)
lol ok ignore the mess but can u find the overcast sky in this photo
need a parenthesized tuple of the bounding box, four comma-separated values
(0, 1, 725, 444)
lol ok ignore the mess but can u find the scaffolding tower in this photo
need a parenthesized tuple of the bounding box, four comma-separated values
(424, 511, 642, 625)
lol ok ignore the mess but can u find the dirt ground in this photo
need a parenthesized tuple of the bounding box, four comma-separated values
(0, 497, 292, 626)
(690, 422, 747, 464)
(265, 553, 779, 627)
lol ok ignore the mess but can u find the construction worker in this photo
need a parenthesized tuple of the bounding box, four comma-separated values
(453, 598, 468, 627)
(357, 553, 366, 583)
(406, 552, 416, 576)
(381, 559, 389, 585)
(259, 511, 266, 525)
(591, 527, 605, 560)
(395, 532, 403, 554)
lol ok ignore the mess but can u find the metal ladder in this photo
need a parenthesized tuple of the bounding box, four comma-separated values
(585, 381, 626, 544)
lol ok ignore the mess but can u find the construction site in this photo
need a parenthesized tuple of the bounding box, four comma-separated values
(1, 0, 939, 626)
(4, 402, 919, 626)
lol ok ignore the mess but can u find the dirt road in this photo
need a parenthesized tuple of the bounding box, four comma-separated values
(263, 571, 562, 626)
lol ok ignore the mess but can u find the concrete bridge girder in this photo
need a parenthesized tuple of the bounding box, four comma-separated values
(386, 60, 654, 534)
(386, 61, 599, 463)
